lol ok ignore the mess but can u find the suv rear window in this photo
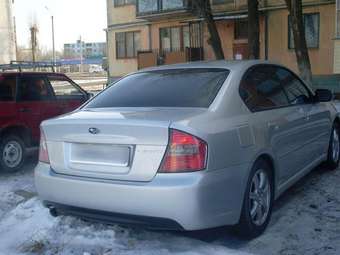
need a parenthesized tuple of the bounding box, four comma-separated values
(0, 76, 16, 102)
(85, 68, 229, 108)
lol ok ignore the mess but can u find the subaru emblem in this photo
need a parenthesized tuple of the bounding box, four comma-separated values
(89, 127, 100, 135)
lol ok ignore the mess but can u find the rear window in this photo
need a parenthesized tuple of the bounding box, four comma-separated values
(85, 68, 229, 108)
(0, 76, 16, 102)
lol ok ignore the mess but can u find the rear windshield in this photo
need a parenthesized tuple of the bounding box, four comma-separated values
(85, 68, 229, 108)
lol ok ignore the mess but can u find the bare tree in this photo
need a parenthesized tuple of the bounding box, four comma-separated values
(285, 0, 312, 84)
(192, 0, 225, 60)
(248, 0, 260, 59)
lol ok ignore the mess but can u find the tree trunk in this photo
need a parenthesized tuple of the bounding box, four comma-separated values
(285, 0, 313, 85)
(248, 0, 260, 59)
(192, 0, 225, 60)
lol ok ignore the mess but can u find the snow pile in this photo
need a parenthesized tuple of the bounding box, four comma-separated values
(0, 168, 35, 220)
(0, 198, 251, 255)
(0, 163, 339, 255)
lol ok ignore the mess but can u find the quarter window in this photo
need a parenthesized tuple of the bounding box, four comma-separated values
(240, 66, 289, 111)
(48, 77, 83, 99)
(276, 68, 311, 105)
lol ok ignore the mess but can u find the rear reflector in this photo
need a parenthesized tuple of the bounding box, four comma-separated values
(159, 129, 207, 173)
(39, 129, 50, 164)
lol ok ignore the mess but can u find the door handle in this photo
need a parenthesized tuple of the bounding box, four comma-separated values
(19, 108, 31, 113)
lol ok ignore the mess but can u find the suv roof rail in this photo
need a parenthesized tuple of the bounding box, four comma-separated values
(0, 61, 61, 73)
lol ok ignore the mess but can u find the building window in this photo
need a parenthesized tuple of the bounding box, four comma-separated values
(337, 0, 340, 37)
(288, 13, 320, 49)
(137, 0, 186, 13)
(160, 26, 189, 52)
(138, 0, 158, 13)
(114, 0, 136, 7)
(212, 0, 235, 5)
(234, 19, 248, 40)
(162, 0, 184, 10)
(115, 31, 141, 59)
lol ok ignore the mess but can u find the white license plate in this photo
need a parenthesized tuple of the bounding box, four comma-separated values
(70, 143, 131, 167)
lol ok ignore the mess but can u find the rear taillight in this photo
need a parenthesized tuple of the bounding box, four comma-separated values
(39, 129, 50, 164)
(159, 129, 207, 173)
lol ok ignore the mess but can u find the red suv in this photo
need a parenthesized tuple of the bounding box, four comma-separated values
(0, 72, 90, 172)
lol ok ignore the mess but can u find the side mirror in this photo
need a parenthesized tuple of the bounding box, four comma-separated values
(314, 89, 333, 102)
(86, 92, 94, 100)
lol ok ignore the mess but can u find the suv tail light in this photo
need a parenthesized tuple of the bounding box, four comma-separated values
(159, 129, 207, 173)
(39, 129, 50, 164)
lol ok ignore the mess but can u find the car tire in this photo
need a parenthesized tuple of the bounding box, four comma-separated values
(325, 122, 340, 170)
(0, 135, 27, 173)
(235, 159, 274, 239)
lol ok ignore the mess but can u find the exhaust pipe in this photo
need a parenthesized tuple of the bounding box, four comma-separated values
(49, 207, 58, 217)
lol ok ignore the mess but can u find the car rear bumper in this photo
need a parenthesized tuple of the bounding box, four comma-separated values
(43, 201, 184, 230)
(35, 162, 250, 230)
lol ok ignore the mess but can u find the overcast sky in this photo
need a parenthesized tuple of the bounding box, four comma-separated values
(14, 0, 107, 51)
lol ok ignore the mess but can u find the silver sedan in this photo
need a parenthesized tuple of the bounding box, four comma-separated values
(35, 60, 340, 238)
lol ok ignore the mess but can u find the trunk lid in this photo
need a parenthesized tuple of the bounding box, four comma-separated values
(42, 108, 206, 182)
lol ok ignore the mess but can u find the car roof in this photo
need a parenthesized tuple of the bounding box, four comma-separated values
(138, 60, 282, 73)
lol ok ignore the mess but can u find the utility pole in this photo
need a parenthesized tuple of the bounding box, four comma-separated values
(51, 15, 56, 66)
(30, 25, 38, 65)
(80, 36, 83, 73)
(45, 7, 56, 67)
(13, 16, 18, 61)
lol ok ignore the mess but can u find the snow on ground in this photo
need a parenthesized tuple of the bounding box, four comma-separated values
(0, 161, 35, 221)
(0, 162, 339, 255)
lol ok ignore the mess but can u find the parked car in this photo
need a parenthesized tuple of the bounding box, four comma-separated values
(35, 61, 339, 238)
(89, 64, 104, 74)
(0, 72, 90, 172)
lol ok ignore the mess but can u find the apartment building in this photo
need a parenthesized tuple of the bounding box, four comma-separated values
(64, 40, 107, 59)
(0, 0, 16, 64)
(106, 0, 338, 79)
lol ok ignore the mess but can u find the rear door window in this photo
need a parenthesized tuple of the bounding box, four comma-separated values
(47, 76, 84, 99)
(86, 68, 229, 108)
(17, 77, 53, 102)
(239, 65, 290, 111)
(0, 76, 16, 101)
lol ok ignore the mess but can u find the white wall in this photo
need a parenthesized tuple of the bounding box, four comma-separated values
(0, 0, 16, 64)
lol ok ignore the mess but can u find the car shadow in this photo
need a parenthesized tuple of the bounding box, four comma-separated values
(0, 156, 37, 177)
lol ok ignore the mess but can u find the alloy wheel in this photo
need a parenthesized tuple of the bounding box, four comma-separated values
(249, 169, 271, 226)
(332, 129, 340, 163)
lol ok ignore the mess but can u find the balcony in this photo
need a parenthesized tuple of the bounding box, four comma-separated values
(211, 0, 333, 14)
(136, 0, 193, 20)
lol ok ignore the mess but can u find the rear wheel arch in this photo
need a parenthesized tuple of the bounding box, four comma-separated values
(236, 154, 276, 238)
